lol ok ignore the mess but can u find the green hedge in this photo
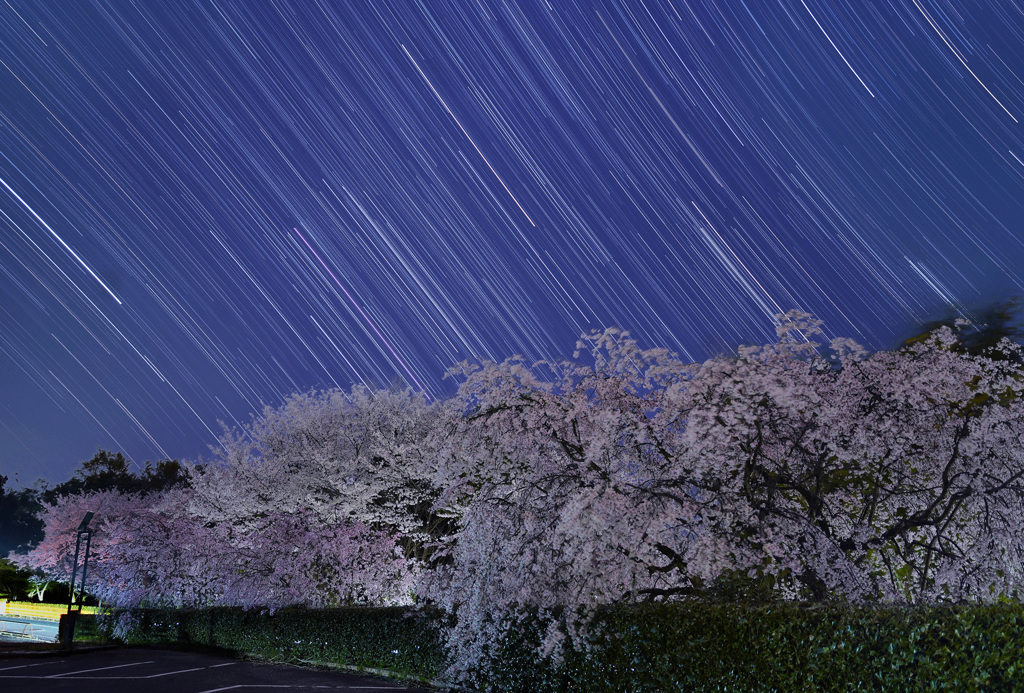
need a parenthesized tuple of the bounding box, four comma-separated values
(481, 602, 1024, 692)
(72, 613, 111, 643)
(108, 601, 1024, 691)
(111, 606, 445, 682)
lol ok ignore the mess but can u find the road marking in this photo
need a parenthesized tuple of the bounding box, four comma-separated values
(0, 661, 65, 672)
(197, 686, 409, 692)
(1, 658, 412, 689)
(46, 660, 154, 677)
(145, 662, 237, 678)
(197, 686, 290, 692)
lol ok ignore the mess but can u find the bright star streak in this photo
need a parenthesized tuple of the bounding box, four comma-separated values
(799, 0, 875, 98)
(402, 44, 536, 227)
(0, 171, 123, 304)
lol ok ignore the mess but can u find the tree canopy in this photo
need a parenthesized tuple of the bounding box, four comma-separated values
(0, 474, 43, 557)
(902, 298, 1024, 360)
(42, 449, 188, 503)
(14, 311, 1024, 684)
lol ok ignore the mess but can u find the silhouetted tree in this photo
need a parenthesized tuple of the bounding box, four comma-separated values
(903, 298, 1024, 361)
(42, 449, 188, 503)
(0, 474, 44, 556)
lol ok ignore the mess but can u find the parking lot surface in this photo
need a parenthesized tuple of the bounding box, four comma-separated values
(0, 647, 433, 692)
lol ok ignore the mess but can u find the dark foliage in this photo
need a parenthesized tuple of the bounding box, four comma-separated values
(903, 297, 1024, 361)
(42, 449, 189, 503)
(0, 474, 44, 556)
(490, 602, 1024, 692)
(112, 606, 446, 682)
(110, 601, 1024, 692)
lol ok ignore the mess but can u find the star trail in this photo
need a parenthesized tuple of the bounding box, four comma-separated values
(1, 1, 1022, 483)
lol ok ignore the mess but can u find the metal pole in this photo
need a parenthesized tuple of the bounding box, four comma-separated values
(63, 512, 94, 648)
(77, 530, 92, 611)
(67, 533, 82, 614)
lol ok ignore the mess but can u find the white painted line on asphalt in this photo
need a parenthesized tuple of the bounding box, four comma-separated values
(143, 665, 221, 678)
(144, 662, 237, 678)
(0, 660, 66, 672)
(46, 660, 154, 677)
(196, 686, 289, 692)
(196, 686, 409, 692)
(3, 659, 413, 689)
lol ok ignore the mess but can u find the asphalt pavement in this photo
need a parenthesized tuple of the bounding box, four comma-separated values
(0, 616, 59, 644)
(0, 646, 435, 692)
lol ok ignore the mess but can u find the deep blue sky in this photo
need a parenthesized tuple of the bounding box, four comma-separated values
(1, 1, 1022, 484)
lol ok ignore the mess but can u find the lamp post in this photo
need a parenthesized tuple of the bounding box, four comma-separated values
(61, 511, 94, 649)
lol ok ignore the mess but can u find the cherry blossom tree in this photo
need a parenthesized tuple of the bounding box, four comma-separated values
(660, 314, 1024, 602)
(423, 312, 1024, 681)
(422, 331, 706, 677)
(223, 509, 416, 608)
(19, 313, 1024, 682)
(186, 386, 453, 558)
(20, 489, 413, 609)
(16, 490, 172, 606)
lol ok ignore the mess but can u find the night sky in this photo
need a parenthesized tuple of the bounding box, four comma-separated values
(2, 1, 1023, 485)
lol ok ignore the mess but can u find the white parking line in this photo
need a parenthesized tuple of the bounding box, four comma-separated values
(1, 658, 415, 690)
(198, 686, 291, 692)
(47, 660, 154, 677)
(0, 661, 64, 672)
(146, 662, 237, 678)
(197, 686, 409, 692)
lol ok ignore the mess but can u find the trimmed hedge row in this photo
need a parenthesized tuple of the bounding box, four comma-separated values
(478, 602, 1024, 692)
(70, 613, 111, 643)
(112, 606, 446, 682)
(110, 601, 1024, 691)
(514, 602, 1024, 692)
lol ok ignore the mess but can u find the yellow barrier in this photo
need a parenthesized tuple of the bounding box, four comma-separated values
(1, 602, 100, 622)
